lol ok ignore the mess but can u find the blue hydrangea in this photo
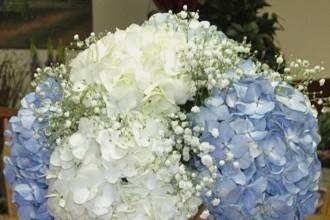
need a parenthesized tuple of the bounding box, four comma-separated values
(190, 76, 321, 220)
(4, 78, 61, 220)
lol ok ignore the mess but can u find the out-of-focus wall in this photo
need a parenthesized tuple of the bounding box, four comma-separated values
(92, 0, 154, 33)
(269, 0, 330, 78)
(91, 0, 330, 77)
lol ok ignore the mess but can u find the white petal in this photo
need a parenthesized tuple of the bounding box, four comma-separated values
(104, 169, 121, 184)
(72, 187, 90, 204)
(50, 150, 61, 167)
(69, 133, 88, 160)
(97, 130, 127, 161)
(59, 148, 74, 162)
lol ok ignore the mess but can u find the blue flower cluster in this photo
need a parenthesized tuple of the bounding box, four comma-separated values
(4, 78, 61, 220)
(190, 76, 321, 220)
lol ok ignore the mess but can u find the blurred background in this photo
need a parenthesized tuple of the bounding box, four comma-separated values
(0, 0, 329, 219)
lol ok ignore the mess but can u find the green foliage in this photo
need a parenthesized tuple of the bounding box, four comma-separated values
(198, 0, 282, 69)
(30, 39, 38, 60)
(46, 38, 55, 65)
(30, 39, 41, 73)
(45, 38, 67, 66)
(319, 112, 330, 150)
(56, 40, 66, 64)
(0, 53, 32, 108)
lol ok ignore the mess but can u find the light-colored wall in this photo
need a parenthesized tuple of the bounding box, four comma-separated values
(269, 0, 330, 78)
(92, 0, 330, 78)
(92, 0, 154, 33)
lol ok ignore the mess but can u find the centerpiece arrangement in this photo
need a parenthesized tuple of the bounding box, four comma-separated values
(4, 8, 328, 220)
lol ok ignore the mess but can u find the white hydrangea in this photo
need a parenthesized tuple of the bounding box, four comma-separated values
(69, 22, 195, 117)
(47, 114, 201, 220)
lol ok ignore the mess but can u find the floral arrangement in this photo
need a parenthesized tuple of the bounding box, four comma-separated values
(4, 8, 329, 220)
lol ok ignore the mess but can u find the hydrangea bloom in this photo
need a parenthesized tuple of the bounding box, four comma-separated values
(4, 78, 61, 220)
(190, 76, 321, 220)
(3, 9, 323, 220)
(47, 113, 201, 219)
(69, 18, 195, 116)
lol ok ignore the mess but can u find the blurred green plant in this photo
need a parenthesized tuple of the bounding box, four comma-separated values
(317, 111, 330, 167)
(45, 38, 67, 66)
(30, 39, 41, 72)
(0, 53, 32, 108)
(56, 40, 66, 64)
(46, 38, 55, 66)
(319, 112, 330, 150)
(0, 39, 67, 108)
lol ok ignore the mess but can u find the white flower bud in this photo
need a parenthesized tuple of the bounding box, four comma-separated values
(219, 160, 225, 166)
(94, 107, 100, 113)
(284, 67, 290, 73)
(226, 151, 234, 161)
(180, 11, 187, 19)
(276, 56, 284, 64)
(64, 120, 71, 128)
(201, 154, 213, 167)
(174, 126, 184, 135)
(200, 209, 210, 219)
(196, 184, 202, 191)
(56, 138, 61, 145)
(210, 128, 219, 138)
(200, 142, 215, 153)
(233, 161, 240, 169)
(191, 106, 200, 113)
(212, 198, 220, 206)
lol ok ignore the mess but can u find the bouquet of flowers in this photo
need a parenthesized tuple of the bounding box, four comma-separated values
(4, 8, 328, 220)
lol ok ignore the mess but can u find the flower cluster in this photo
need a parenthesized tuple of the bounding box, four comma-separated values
(69, 16, 195, 117)
(4, 8, 324, 220)
(4, 77, 62, 220)
(47, 113, 201, 220)
(189, 76, 321, 219)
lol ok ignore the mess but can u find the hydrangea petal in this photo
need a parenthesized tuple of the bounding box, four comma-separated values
(189, 76, 321, 220)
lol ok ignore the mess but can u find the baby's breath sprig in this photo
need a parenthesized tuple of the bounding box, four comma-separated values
(278, 58, 329, 113)
(178, 24, 251, 106)
(47, 83, 108, 148)
(167, 109, 220, 208)
(70, 32, 98, 50)
(173, 6, 252, 106)
(67, 31, 110, 61)
(32, 64, 68, 87)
